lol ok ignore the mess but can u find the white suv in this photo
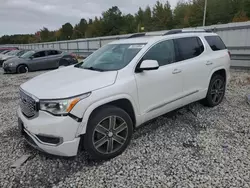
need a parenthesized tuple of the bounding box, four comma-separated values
(17, 30, 230, 160)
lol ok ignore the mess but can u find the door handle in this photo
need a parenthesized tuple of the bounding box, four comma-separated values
(206, 61, 213, 65)
(172, 69, 182, 74)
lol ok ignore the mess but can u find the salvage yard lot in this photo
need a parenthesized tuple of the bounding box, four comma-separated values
(0, 69, 250, 188)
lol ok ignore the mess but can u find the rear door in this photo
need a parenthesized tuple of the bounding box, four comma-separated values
(174, 36, 209, 104)
(204, 35, 230, 77)
(45, 50, 62, 68)
(28, 51, 47, 71)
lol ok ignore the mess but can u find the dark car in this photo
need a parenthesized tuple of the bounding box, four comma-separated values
(3, 49, 78, 73)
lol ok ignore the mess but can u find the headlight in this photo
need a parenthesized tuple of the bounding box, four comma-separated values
(39, 92, 91, 115)
(8, 63, 13, 66)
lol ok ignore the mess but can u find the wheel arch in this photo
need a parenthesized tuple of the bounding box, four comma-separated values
(16, 63, 30, 73)
(90, 99, 136, 125)
(203, 67, 227, 107)
(76, 95, 140, 136)
(208, 67, 227, 86)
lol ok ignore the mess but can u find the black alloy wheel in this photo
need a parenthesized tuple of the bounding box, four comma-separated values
(84, 106, 133, 160)
(203, 74, 226, 107)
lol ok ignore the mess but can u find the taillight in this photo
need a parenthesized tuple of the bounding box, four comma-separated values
(70, 53, 77, 58)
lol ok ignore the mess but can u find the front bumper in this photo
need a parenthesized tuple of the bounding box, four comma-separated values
(17, 107, 81, 157)
(3, 65, 16, 73)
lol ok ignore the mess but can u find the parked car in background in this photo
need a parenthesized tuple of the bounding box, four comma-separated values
(4, 50, 27, 57)
(0, 50, 28, 67)
(3, 49, 78, 73)
(0, 50, 11, 54)
(0, 50, 12, 61)
(0, 47, 19, 53)
(17, 30, 230, 160)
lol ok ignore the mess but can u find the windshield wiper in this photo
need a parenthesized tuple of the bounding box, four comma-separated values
(83, 67, 104, 72)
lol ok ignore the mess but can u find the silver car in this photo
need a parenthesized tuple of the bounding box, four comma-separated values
(0, 50, 28, 67)
(3, 49, 78, 73)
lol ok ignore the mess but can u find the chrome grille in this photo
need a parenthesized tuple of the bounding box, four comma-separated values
(20, 90, 37, 118)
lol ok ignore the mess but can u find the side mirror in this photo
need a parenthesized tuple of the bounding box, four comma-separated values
(29, 56, 34, 60)
(137, 60, 159, 72)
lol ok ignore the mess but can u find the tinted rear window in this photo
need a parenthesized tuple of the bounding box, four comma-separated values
(205, 36, 226, 51)
(175, 37, 204, 61)
(47, 50, 60, 56)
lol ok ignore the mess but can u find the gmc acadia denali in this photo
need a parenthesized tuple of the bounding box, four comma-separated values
(17, 29, 231, 160)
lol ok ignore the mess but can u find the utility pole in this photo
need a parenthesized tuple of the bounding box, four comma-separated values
(203, 0, 208, 26)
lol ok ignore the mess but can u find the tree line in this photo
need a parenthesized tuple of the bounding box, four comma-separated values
(1, 0, 250, 44)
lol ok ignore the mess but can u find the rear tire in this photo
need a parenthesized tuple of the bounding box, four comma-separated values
(17, 65, 29, 74)
(203, 74, 226, 107)
(84, 106, 133, 160)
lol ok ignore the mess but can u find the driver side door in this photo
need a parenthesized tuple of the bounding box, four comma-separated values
(135, 39, 184, 122)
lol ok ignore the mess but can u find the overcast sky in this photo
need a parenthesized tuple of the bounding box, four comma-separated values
(0, 0, 179, 36)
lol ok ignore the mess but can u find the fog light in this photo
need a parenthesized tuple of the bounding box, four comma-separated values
(36, 135, 62, 145)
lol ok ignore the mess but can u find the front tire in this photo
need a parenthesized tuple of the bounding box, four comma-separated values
(203, 74, 226, 107)
(84, 106, 133, 160)
(16, 65, 29, 74)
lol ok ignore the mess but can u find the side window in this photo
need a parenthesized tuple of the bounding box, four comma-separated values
(47, 50, 59, 56)
(33, 51, 46, 58)
(205, 36, 226, 51)
(143, 40, 175, 66)
(175, 37, 204, 61)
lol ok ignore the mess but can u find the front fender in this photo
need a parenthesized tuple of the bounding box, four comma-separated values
(73, 94, 140, 136)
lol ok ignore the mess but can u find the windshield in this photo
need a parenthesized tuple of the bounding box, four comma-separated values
(76, 43, 146, 71)
(20, 51, 35, 58)
(17, 50, 28, 57)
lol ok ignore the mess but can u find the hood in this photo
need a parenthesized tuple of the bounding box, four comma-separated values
(20, 66, 118, 99)
(4, 57, 26, 64)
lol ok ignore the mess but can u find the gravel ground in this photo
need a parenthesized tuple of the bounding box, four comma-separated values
(0, 68, 249, 188)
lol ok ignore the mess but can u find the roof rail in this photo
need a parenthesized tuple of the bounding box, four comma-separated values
(127, 33, 146, 38)
(163, 29, 212, 36)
